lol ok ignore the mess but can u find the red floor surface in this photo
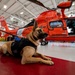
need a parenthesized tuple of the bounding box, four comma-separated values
(0, 54, 75, 75)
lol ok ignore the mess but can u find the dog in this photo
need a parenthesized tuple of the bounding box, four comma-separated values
(0, 20, 54, 65)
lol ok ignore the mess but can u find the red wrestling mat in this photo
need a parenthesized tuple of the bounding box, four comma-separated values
(0, 54, 75, 75)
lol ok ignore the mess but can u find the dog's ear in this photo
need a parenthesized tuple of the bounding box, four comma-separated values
(33, 19, 38, 31)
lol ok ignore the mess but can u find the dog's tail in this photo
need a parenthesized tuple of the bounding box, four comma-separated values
(0, 46, 2, 53)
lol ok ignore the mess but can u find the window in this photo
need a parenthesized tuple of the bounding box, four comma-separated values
(50, 21, 63, 28)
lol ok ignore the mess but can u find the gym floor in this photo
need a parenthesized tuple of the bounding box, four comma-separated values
(0, 42, 75, 75)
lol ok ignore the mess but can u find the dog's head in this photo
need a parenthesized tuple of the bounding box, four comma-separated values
(31, 20, 48, 40)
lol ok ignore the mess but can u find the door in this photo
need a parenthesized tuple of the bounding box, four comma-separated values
(48, 20, 68, 36)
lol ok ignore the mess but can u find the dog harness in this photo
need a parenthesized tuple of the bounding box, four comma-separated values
(11, 38, 37, 57)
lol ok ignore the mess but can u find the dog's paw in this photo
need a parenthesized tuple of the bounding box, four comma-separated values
(46, 58, 52, 60)
(48, 60, 54, 65)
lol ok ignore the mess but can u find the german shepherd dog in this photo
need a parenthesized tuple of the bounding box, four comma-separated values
(0, 20, 54, 65)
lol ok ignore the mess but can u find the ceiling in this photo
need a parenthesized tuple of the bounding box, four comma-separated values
(0, 0, 75, 28)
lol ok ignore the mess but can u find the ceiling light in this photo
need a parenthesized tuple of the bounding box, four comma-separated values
(20, 12, 24, 15)
(3, 5, 7, 9)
